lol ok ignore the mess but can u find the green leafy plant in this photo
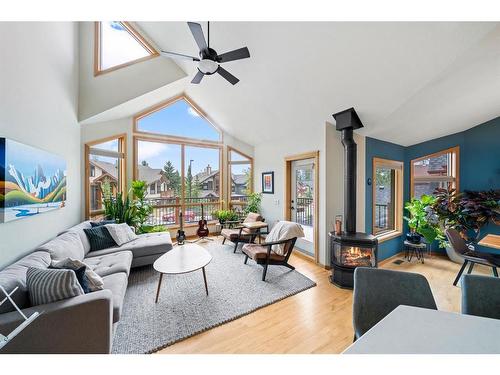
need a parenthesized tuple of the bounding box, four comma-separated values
(403, 194, 440, 244)
(140, 225, 167, 233)
(244, 192, 262, 215)
(128, 180, 153, 233)
(214, 209, 239, 223)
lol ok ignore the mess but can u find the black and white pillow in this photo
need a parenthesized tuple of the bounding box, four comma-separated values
(26, 267, 84, 306)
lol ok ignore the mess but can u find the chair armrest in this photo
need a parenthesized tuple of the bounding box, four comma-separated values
(0, 289, 113, 353)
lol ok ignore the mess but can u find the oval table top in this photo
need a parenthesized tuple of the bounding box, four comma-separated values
(153, 243, 212, 275)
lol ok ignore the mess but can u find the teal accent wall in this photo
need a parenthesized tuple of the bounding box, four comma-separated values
(366, 116, 500, 260)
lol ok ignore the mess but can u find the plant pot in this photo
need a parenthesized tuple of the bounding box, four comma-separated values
(218, 219, 225, 225)
(406, 232, 422, 244)
(445, 242, 464, 264)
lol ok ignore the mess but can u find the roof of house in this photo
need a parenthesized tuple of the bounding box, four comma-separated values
(232, 174, 248, 185)
(138, 165, 163, 184)
(90, 159, 117, 179)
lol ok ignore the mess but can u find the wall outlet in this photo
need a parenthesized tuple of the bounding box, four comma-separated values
(274, 199, 280, 206)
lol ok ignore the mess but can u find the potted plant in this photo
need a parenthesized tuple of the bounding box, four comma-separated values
(214, 209, 239, 224)
(403, 194, 439, 244)
(244, 192, 262, 215)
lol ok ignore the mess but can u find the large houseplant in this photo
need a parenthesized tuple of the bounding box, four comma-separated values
(403, 194, 440, 244)
(244, 192, 262, 215)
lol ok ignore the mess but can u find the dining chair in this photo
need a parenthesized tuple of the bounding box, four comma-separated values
(445, 228, 500, 286)
(461, 274, 500, 320)
(353, 267, 437, 340)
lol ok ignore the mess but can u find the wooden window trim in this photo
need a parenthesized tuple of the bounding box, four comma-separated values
(85, 133, 127, 220)
(227, 146, 254, 210)
(410, 146, 460, 198)
(133, 94, 223, 144)
(94, 21, 159, 77)
(372, 157, 404, 242)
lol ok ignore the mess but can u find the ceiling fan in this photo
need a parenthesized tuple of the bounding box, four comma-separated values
(160, 22, 250, 85)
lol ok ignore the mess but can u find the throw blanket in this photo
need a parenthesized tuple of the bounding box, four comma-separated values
(265, 221, 305, 255)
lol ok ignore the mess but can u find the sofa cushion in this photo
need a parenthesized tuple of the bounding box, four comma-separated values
(105, 223, 137, 246)
(85, 232, 173, 260)
(60, 221, 92, 256)
(51, 258, 104, 292)
(84, 251, 133, 277)
(101, 272, 128, 323)
(38, 231, 85, 261)
(83, 226, 117, 252)
(26, 267, 84, 306)
(0, 251, 51, 313)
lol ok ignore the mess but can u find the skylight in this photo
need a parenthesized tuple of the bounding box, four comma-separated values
(96, 22, 158, 74)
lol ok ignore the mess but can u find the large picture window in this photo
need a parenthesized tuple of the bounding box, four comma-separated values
(133, 96, 224, 227)
(411, 146, 459, 198)
(85, 135, 126, 219)
(372, 158, 403, 239)
(228, 147, 253, 215)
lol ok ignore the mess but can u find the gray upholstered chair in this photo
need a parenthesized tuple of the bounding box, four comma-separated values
(353, 267, 437, 340)
(445, 228, 500, 286)
(461, 274, 500, 320)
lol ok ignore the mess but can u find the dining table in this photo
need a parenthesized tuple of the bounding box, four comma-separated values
(343, 305, 500, 354)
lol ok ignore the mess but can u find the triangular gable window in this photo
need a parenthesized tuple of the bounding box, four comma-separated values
(135, 97, 222, 143)
(95, 21, 158, 75)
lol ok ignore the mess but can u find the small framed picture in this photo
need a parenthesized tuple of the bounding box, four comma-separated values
(261, 171, 274, 194)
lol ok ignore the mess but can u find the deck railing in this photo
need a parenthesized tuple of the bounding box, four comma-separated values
(295, 197, 313, 226)
(375, 203, 389, 230)
(145, 197, 221, 226)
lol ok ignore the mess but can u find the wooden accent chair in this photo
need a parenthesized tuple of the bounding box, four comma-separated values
(445, 228, 500, 286)
(221, 212, 265, 253)
(242, 238, 297, 281)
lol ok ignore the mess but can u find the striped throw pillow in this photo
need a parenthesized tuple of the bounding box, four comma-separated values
(83, 226, 117, 252)
(26, 267, 84, 306)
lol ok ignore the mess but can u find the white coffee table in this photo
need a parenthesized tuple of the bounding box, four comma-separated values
(153, 243, 212, 303)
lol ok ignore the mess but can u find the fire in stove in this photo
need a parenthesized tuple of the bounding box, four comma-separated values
(339, 246, 375, 267)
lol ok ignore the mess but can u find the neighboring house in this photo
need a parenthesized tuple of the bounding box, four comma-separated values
(138, 164, 168, 199)
(231, 173, 249, 197)
(89, 159, 118, 211)
(195, 165, 220, 198)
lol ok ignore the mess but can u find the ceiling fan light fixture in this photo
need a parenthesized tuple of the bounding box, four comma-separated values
(198, 59, 219, 75)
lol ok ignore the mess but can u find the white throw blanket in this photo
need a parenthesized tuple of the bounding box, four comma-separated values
(265, 221, 305, 255)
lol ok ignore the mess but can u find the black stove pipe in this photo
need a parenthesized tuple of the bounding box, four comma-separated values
(332, 107, 364, 235)
(341, 127, 357, 234)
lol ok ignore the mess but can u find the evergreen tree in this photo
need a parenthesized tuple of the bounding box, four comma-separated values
(185, 164, 202, 199)
(162, 160, 181, 196)
(141, 160, 149, 166)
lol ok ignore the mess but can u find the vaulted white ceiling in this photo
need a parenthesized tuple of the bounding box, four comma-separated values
(83, 22, 500, 147)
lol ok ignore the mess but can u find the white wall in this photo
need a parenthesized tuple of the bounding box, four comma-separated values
(78, 22, 187, 123)
(0, 22, 81, 269)
(254, 123, 365, 267)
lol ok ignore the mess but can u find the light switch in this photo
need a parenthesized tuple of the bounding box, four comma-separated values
(274, 199, 280, 206)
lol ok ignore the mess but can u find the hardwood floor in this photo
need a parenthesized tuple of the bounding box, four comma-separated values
(157, 239, 492, 354)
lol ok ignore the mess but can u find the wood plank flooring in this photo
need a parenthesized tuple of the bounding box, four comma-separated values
(157, 239, 493, 354)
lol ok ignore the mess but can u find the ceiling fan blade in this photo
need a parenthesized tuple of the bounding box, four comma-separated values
(187, 22, 208, 52)
(191, 70, 204, 84)
(217, 47, 250, 63)
(217, 66, 239, 85)
(160, 50, 200, 61)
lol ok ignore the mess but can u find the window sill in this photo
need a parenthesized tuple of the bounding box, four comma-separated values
(374, 230, 402, 244)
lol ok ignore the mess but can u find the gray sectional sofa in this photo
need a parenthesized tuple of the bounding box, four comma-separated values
(0, 221, 173, 354)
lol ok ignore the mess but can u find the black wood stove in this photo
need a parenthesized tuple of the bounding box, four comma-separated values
(330, 108, 378, 289)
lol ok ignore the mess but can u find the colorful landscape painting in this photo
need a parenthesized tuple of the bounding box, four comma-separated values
(0, 138, 67, 223)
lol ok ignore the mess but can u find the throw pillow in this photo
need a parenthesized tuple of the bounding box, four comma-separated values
(90, 220, 116, 228)
(26, 267, 84, 306)
(51, 258, 104, 292)
(73, 266, 90, 293)
(37, 231, 85, 261)
(105, 223, 138, 246)
(83, 226, 117, 252)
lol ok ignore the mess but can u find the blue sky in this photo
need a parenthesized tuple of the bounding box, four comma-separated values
(5, 139, 66, 177)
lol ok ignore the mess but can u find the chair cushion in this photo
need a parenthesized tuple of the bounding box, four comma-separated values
(101, 272, 128, 323)
(242, 244, 285, 261)
(38, 231, 85, 261)
(84, 251, 133, 277)
(244, 212, 263, 223)
(0, 251, 51, 313)
(26, 267, 84, 306)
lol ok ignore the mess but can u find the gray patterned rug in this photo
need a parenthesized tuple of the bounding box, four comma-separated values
(112, 242, 316, 354)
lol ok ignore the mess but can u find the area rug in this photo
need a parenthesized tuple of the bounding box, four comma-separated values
(111, 242, 316, 354)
